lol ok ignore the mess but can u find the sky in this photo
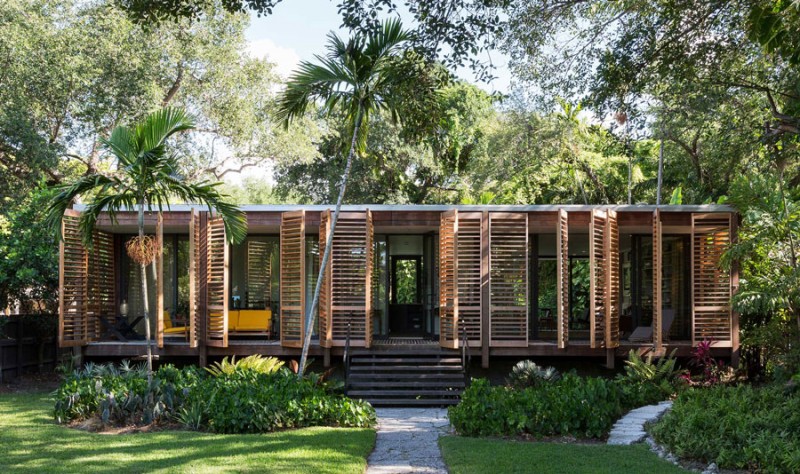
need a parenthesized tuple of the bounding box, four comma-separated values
(243, 0, 512, 93)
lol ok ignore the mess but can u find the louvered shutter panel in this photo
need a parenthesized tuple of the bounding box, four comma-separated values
(280, 211, 305, 348)
(692, 213, 732, 346)
(605, 210, 620, 348)
(59, 210, 89, 347)
(653, 209, 663, 351)
(156, 213, 165, 348)
(589, 209, 608, 349)
(206, 215, 228, 347)
(489, 212, 528, 347)
(439, 210, 458, 348)
(556, 209, 569, 349)
(188, 209, 200, 347)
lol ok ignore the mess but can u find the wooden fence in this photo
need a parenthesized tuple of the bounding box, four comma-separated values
(0, 314, 64, 383)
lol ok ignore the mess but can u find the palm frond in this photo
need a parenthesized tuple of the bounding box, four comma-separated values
(134, 107, 194, 156)
(45, 174, 121, 241)
(79, 191, 138, 246)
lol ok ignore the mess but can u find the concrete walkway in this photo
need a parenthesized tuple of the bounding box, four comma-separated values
(607, 400, 673, 445)
(366, 408, 451, 474)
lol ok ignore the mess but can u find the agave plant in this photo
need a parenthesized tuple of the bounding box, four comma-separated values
(507, 360, 561, 389)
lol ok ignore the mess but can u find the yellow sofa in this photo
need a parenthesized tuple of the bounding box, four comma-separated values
(163, 311, 188, 337)
(228, 309, 272, 333)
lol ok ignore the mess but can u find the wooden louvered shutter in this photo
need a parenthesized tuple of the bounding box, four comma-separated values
(439, 210, 458, 348)
(280, 211, 305, 348)
(59, 210, 89, 347)
(156, 213, 165, 348)
(319, 210, 332, 348)
(206, 215, 228, 347)
(605, 210, 620, 348)
(247, 241, 271, 309)
(556, 209, 569, 349)
(692, 213, 732, 346)
(365, 210, 373, 348)
(88, 228, 114, 342)
(589, 209, 608, 348)
(457, 212, 483, 346)
(489, 213, 528, 347)
(323, 211, 371, 347)
(188, 209, 200, 348)
(653, 209, 663, 351)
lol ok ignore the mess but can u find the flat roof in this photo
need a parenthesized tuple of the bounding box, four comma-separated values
(76, 204, 736, 213)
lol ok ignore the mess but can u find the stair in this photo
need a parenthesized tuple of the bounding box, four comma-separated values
(346, 350, 465, 406)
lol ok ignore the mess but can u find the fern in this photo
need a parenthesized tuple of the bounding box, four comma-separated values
(206, 355, 285, 377)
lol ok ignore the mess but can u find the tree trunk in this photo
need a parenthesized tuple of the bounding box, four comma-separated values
(656, 138, 664, 205)
(138, 203, 154, 382)
(298, 106, 365, 378)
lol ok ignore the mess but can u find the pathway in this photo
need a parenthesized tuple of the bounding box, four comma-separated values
(607, 400, 673, 445)
(366, 408, 450, 474)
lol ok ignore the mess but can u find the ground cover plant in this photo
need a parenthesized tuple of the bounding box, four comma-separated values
(449, 352, 683, 439)
(439, 436, 685, 474)
(0, 392, 375, 473)
(650, 384, 800, 473)
(53, 356, 375, 433)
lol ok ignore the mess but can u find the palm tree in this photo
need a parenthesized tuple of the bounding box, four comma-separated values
(46, 107, 247, 380)
(276, 19, 412, 377)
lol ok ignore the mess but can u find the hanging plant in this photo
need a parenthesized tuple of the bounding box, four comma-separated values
(125, 235, 158, 265)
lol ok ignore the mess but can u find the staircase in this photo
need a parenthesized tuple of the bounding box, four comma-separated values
(346, 349, 466, 406)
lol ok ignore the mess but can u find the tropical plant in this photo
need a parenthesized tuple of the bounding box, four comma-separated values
(507, 360, 560, 389)
(205, 355, 285, 377)
(620, 349, 682, 386)
(276, 19, 416, 376)
(44, 107, 247, 380)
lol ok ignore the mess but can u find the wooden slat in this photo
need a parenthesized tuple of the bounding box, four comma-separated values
(206, 215, 228, 347)
(489, 212, 528, 347)
(280, 211, 305, 348)
(156, 213, 165, 348)
(319, 210, 332, 348)
(319, 210, 372, 347)
(459, 212, 483, 347)
(589, 209, 607, 348)
(59, 209, 89, 347)
(557, 209, 569, 349)
(365, 209, 373, 349)
(87, 227, 114, 342)
(247, 240, 272, 309)
(653, 209, 662, 351)
(692, 213, 732, 346)
(188, 209, 199, 347)
(439, 210, 458, 348)
(605, 209, 620, 348)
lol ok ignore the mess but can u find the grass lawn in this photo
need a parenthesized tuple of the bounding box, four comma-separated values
(0, 392, 375, 473)
(440, 436, 685, 474)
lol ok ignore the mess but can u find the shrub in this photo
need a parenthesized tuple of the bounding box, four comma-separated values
(651, 385, 800, 473)
(206, 355, 285, 377)
(507, 360, 560, 389)
(616, 350, 684, 407)
(186, 368, 374, 433)
(449, 374, 627, 439)
(53, 360, 375, 433)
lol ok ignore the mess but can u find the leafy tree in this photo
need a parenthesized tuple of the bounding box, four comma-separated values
(45, 108, 247, 379)
(276, 19, 416, 376)
(118, 0, 507, 82)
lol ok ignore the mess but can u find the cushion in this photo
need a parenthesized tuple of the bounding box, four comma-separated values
(235, 309, 271, 331)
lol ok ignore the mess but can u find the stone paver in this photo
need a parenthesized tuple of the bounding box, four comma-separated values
(366, 408, 451, 474)
(607, 400, 673, 445)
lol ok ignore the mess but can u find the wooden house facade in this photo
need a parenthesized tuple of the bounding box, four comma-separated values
(59, 204, 739, 368)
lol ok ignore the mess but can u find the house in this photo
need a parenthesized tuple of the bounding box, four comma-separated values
(58, 204, 739, 371)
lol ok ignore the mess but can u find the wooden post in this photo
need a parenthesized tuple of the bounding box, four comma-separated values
(606, 348, 615, 369)
(198, 211, 208, 367)
(730, 212, 741, 367)
(323, 347, 331, 368)
(481, 211, 490, 368)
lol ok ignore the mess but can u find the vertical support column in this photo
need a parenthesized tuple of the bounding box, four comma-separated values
(198, 211, 208, 366)
(730, 212, 740, 366)
(480, 211, 490, 368)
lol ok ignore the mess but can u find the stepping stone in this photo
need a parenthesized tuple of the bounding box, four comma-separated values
(607, 401, 673, 446)
(366, 408, 450, 474)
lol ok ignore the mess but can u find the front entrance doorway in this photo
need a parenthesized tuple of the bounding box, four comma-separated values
(389, 256, 424, 336)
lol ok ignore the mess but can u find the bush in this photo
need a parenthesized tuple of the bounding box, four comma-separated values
(650, 385, 800, 473)
(616, 350, 684, 407)
(449, 375, 627, 439)
(53, 360, 376, 433)
(507, 360, 560, 389)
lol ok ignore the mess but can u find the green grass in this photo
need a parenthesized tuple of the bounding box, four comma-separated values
(440, 436, 686, 474)
(0, 392, 375, 473)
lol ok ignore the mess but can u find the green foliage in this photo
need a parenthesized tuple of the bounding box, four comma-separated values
(206, 355, 284, 377)
(616, 350, 684, 405)
(507, 360, 560, 390)
(53, 361, 375, 434)
(450, 376, 628, 438)
(190, 369, 375, 433)
(651, 385, 800, 472)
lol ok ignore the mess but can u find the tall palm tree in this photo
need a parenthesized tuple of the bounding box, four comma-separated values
(276, 19, 411, 377)
(46, 107, 247, 379)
